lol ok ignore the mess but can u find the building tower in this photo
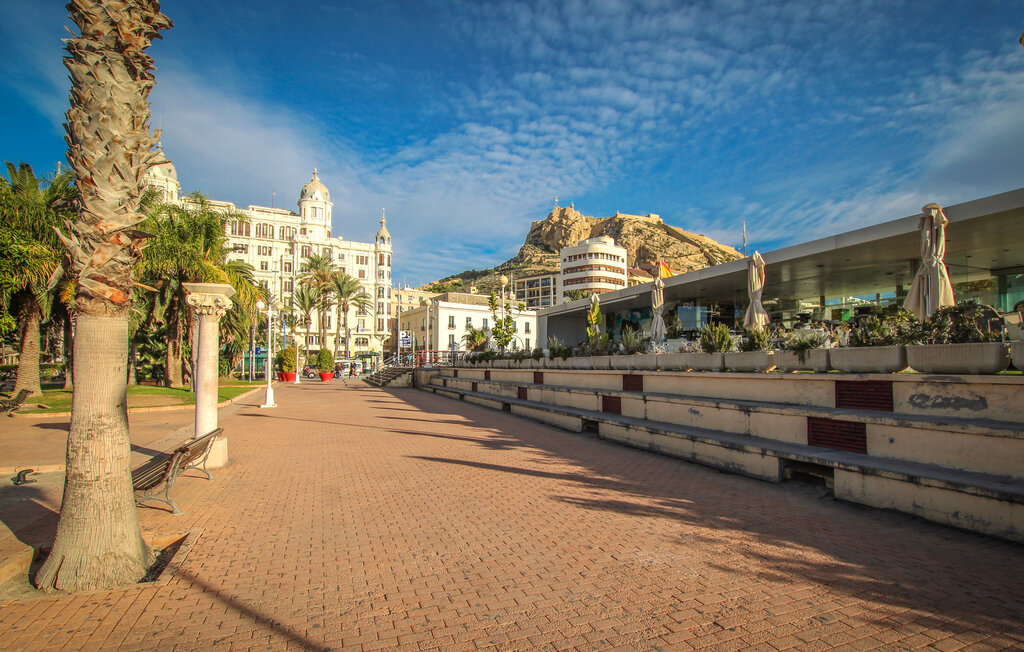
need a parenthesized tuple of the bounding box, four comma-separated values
(145, 145, 180, 202)
(297, 169, 332, 240)
(375, 209, 393, 344)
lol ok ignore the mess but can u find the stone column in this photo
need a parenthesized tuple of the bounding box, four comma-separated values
(184, 282, 236, 468)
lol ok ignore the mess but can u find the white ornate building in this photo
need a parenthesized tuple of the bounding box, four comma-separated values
(145, 160, 393, 361)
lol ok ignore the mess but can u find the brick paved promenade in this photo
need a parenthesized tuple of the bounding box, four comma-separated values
(1, 381, 1022, 650)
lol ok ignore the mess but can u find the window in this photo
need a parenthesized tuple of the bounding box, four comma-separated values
(447, 316, 455, 328)
(260, 261, 268, 271)
(525, 322, 531, 333)
(378, 253, 385, 265)
(301, 245, 311, 258)
(300, 228, 307, 236)
(323, 247, 332, 259)
(358, 270, 365, 279)
(284, 262, 292, 273)
(377, 287, 385, 298)
(466, 316, 473, 328)
(525, 338, 530, 350)
(233, 243, 248, 253)
(377, 302, 384, 314)
(377, 318, 385, 331)
(449, 334, 456, 350)
(482, 318, 488, 329)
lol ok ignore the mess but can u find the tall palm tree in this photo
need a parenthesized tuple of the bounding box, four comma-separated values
(0, 162, 76, 397)
(137, 192, 256, 386)
(37, 0, 172, 592)
(292, 285, 318, 359)
(0, 225, 54, 338)
(299, 251, 335, 351)
(331, 271, 372, 357)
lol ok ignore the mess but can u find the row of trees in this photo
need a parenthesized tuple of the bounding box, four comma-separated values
(0, 162, 267, 396)
(1, 162, 382, 393)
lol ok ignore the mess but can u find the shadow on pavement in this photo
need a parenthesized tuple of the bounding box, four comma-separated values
(383, 386, 1024, 638)
(174, 567, 331, 651)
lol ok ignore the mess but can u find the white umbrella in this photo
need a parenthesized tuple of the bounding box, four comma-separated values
(903, 203, 955, 319)
(743, 251, 769, 330)
(650, 274, 667, 343)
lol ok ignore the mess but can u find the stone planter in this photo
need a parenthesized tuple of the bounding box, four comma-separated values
(906, 342, 1010, 375)
(725, 350, 775, 372)
(686, 352, 726, 372)
(1011, 341, 1024, 371)
(829, 346, 907, 373)
(658, 352, 690, 371)
(631, 354, 660, 371)
(493, 359, 509, 369)
(591, 355, 613, 370)
(773, 349, 830, 373)
(571, 357, 593, 370)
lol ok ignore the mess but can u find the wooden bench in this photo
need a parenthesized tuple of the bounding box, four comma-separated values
(1, 389, 32, 416)
(132, 428, 222, 515)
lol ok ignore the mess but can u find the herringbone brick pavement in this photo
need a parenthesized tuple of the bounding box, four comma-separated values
(0, 381, 1021, 651)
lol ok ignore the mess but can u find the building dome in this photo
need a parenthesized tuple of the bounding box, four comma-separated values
(149, 160, 178, 182)
(300, 169, 330, 202)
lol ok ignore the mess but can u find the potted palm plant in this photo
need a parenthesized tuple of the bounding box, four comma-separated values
(315, 349, 334, 382)
(906, 302, 1009, 374)
(686, 323, 732, 371)
(774, 330, 831, 372)
(829, 311, 912, 373)
(726, 328, 775, 372)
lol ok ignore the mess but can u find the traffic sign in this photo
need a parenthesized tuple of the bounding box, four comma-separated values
(255, 346, 262, 356)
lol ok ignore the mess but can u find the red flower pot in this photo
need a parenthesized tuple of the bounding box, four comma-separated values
(319, 372, 334, 382)
(282, 372, 297, 382)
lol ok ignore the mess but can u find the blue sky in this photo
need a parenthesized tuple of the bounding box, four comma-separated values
(2, 1, 1023, 287)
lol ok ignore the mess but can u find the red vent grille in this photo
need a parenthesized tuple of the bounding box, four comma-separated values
(835, 380, 893, 412)
(534, 371, 544, 384)
(622, 374, 644, 392)
(484, 370, 491, 381)
(518, 386, 528, 400)
(807, 417, 867, 454)
(442, 379, 448, 387)
(453, 369, 459, 378)
(602, 395, 622, 414)
(471, 382, 478, 393)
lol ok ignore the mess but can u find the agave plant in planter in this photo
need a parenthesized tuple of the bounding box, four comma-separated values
(775, 330, 831, 372)
(907, 301, 1009, 374)
(829, 311, 915, 373)
(726, 327, 776, 372)
(687, 322, 732, 371)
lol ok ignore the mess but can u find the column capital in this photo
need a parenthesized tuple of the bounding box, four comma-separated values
(183, 282, 236, 319)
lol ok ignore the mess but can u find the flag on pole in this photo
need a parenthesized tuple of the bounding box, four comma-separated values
(657, 260, 674, 278)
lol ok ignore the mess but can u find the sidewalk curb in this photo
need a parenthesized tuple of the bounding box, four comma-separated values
(0, 385, 269, 474)
(11, 383, 272, 419)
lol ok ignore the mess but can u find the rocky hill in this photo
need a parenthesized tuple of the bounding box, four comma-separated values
(427, 205, 743, 294)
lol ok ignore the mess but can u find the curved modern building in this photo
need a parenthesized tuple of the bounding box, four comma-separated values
(559, 235, 628, 298)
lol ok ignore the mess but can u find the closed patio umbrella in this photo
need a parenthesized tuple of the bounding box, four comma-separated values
(650, 274, 667, 343)
(743, 251, 769, 330)
(903, 203, 955, 319)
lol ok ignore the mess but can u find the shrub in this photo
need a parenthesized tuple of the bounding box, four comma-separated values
(847, 310, 920, 347)
(784, 331, 830, 364)
(315, 348, 333, 371)
(278, 346, 297, 373)
(738, 328, 771, 352)
(531, 347, 543, 361)
(546, 336, 573, 360)
(698, 323, 734, 353)
(918, 301, 1003, 344)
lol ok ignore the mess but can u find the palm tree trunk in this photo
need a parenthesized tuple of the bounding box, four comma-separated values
(13, 296, 43, 398)
(128, 337, 138, 385)
(36, 314, 153, 590)
(36, 0, 170, 593)
(165, 309, 183, 387)
(62, 314, 74, 390)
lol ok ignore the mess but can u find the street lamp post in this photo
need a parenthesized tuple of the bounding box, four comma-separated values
(499, 274, 509, 352)
(256, 299, 278, 408)
(293, 332, 301, 384)
(425, 299, 432, 366)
